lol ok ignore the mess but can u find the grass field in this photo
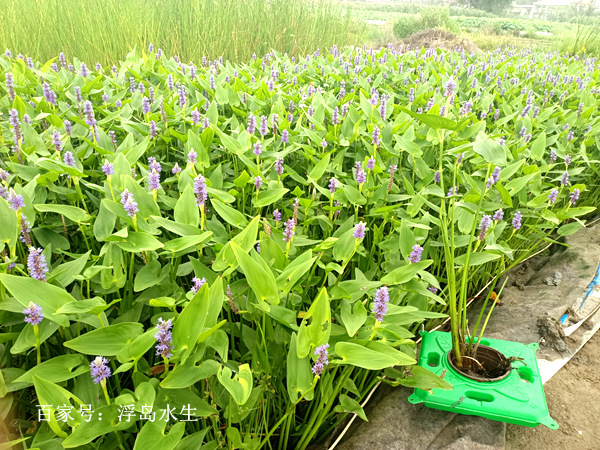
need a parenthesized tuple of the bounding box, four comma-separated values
(0, 0, 361, 64)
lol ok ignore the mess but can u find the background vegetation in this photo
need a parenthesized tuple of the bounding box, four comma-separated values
(0, 0, 361, 65)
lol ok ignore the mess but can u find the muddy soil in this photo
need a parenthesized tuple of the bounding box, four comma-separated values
(506, 330, 600, 450)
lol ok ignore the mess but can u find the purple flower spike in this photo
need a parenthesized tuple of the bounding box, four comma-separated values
(273, 209, 281, 222)
(372, 126, 380, 147)
(409, 244, 423, 263)
(311, 343, 329, 376)
(434, 171, 441, 183)
(355, 165, 366, 184)
(148, 156, 162, 173)
(321, 139, 327, 149)
(90, 356, 111, 384)
(83, 101, 96, 127)
(353, 221, 366, 239)
(493, 209, 504, 221)
(247, 114, 256, 134)
(154, 317, 173, 358)
(148, 170, 160, 191)
(328, 177, 338, 194)
(548, 189, 558, 203)
(260, 115, 268, 136)
(254, 176, 263, 190)
(486, 177, 495, 190)
(27, 247, 48, 282)
(191, 109, 200, 125)
(444, 78, 457, 97)
(142, 97, 151, 115)
(447, 186, 458, 197)
(561, 171, 569, 186)
(23, 302, 43, 325)
(253, 142, 262, 156)
(570, 188, 580, 205)
(275, 158, 284, 176)
(63, 151, 75, 167)
(187, 148, 197, 164)
(102, 160, 114, 176)
(492, 166, 501, 183)
(550, 150, 557, 164)
(512, 211, 523, 231)
(478, 215, 492, 241)
(193, 175, 208, 206)
(428, 286, 438, 294)
(190, 277, 206, 295)
(120, 189, 138, 218)
(282, 129, 289, 144)
(7, 189, 25, 210)
(564, 155, 572, 166)
(283, 219, 295, 242)
(373, 287, 389, 322)
(367, 158, 375, 170)
(172, 163, 182, 174)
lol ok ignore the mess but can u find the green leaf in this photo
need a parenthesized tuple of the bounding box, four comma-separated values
(398, 106, 463, 130)
(333, 229, 357, 263)
(335, 341, 416, 370)
(385, 366, 453, 390)
(454, 252, 502, 267)
(133, 421, 186, 450)
(161, 358, 220, 390)
(211, 199, 248, 228)
(529, 132, 546, 161)
(333, 394, 368, 421)
(34, 204, 90, 223)
(473, 138, 507, 166)
(63, 322, 144, 356)
(212, 216, 260, 272)
(217, 363, 253, 405)
(94, 200, 117, 241)
(253, 188, 289, 208)
(117, 328, 157, 364)
(162, 232, 213, 253)
(286, 333, 314, 402)
(0, 198, 18, 248)
(116, 231, 164, 252)
(62, 404, 135, 447)
(308, 153, 331, 181)
(540, 209, 559, 225)
(13, 354, 89, 386)
(152, 215, 204, 237)
(47, 251, 91, 287)
(340, 300, 367, 337)
(172, 283, 209, 361)
(230, 242, 279, 305)
(276, 250, 317, 293)
(380, 260, 432, 285)
(174, 185, 200, 227)
(0, 274, 74, 327)
(297, 288, 330, 358)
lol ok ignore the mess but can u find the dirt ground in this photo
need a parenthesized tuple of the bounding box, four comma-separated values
(506, 331, 600, 450)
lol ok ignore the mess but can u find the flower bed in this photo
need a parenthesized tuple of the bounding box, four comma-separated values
(0, 44, 597, 448)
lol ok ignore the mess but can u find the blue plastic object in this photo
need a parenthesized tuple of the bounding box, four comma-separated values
(408, 330, 558, 429)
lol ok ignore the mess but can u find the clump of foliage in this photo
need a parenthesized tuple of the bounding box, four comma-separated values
(0, 42, 598, 449)
(393, 7, 459, 39)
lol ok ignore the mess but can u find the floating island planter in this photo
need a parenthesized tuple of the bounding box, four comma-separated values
(408, 330, 558, 429)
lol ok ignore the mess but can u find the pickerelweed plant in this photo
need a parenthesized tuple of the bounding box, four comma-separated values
(0, 43, 598, 449)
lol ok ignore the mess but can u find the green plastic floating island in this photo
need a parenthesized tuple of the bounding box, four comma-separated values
(409, 330, 558, 429)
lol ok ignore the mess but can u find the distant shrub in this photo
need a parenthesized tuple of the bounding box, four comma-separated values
(393, 16, 423, 39)
(393, 7, 459, 39)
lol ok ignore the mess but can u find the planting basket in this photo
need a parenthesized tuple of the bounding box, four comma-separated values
(408, 330, 558, 429)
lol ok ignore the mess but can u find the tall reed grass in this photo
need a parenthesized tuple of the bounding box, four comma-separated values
(0, 0, 361, 64)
